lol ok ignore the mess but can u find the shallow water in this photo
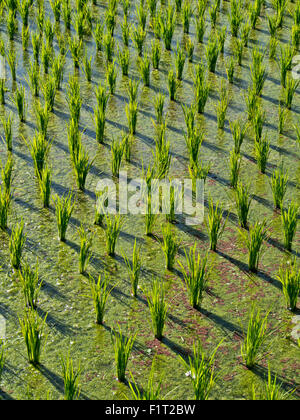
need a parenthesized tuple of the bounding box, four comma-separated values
(0, 0, 299, 400)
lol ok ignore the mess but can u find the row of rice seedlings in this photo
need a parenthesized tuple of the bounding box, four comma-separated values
(53, 192, 74, 242)
(147, 278, 168, 341)
(90, 275, 114, 325)
(1, 113, 13, 151)
(19, 308, 47, 366)
(19, 261, 42, 309)
(235, 182, 252, 229)
(277, 259, 300, 312)
(61, 352, 81, 400)
(123, 239, 142, 297)
(112, 325, 136, 382)
(104, 213, 123, 256)
(9, 220, 26, 269)
(239, 220, 268, 272)
(281, 201, 299, 251)
(78, 225, 93, 274)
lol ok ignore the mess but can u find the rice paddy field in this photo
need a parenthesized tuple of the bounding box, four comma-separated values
(0, 0, 299, 401)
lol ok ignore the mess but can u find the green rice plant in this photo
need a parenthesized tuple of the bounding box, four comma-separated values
(175, 44, 186, 81)
(278, 105, 288, 134)
(90, 275, 114, 324)
(1, 154, 13, 195)
(52, 54, 65, 91)
(206, 36, 219, 73)
(249, 0, 261, 29)
(239, 220, 268, 272)
(252, 364, 296, 400)
(122, 0, 130, 16)
(160, 224, 178, 270)
(180, 340, 222, 400)
(154, 92, 165, 124)
(73, 10, 85, 40)
(123, 239, 142, 297)
(229, 149, 241, 189)
(197, 0, 208, 16)
(62, 0, 71, 30)
(93, 20, 104, 51)
(12, 85, 26, 123)
(53, 192, 75, 242)
(111, 138, 124, 178)
(250, 52, 267, 96)
(38, 165, 52, 208)
(193, 65, 210, 113)
(31, 32, 41, 63)
(233, 38, 244, 66)
(185, 127, 203, 169)
(22, 25, 29, 51)
(66, 76, 82, 125)
(252, 107, 266, 142)
(106, 61, 117, 95)
(129, 358, 163, 400)
(118, 47, 130, 76)
(279, 45, 293, 88)
(44, 18, 54, 47)
(94, 191, 106, 226)
(269, 36, 278, 60)
(95, 83, 109, 112)
(189, 160, 211, 185)
(291, 24, 300, 50)
(277, 259, 300, 312)
(294, 1, 300, 26)
(103, 32, 115, 62)
(61, 353, 81, 400)
(295, 122, 300, 148)
(217, 26, 226, 54)
(132, 26, 146, 56)
(284, 76, 299, 110)
(186, 37, 194, 62)
(81, 54, 92, 82)
(34, 101, 49, 138)
(19, 261, 42, 309)
(209, 1, 219, 29)
(195, 15, 206, 43)
(121, 16, 130, 46)
(146, 279, 168, 340)
(69, 36, 82, 68)
(228, 0, 244, 37)
(235, 182, 252, 229)
(271, 165, 288, 209)
(27, 61, 40, 97)
(0, 340, 5, 380)
(93, 105, 106, 144)
(78, 225, 93, 274)
(145, 191, 157, 236)
(241, 20, 251, 47)
(168, 70, 177, 101)
(7, 10, 17, 41)
(182, 103, 196, 139)
(152, 14, 162, 40)
(18, 0, 30, 27)
(136, 3, 147, 30)
(241, 305, 269, 369)
(160, 5, 176, 50)
(175, 0, 183, 12)
(230, 119, 248, 153)
(50, 0, 61, 22)
(25, 131, 52, 177)
(0, 187, 11, 230)
(281, 201, 299, 251)
(104, 213, 123, 256)
(19, 308, 47, 366)
(255, 135, 270, 174)
(215, 84, 229, 129)
(267, 14, 278, 37)
(112, 325, 136, 382)
(1, 113, 13, 152)
(41, 41, 53, 75)
(73, 143, 93, 191)
(122, 132, 132, 162)
(36, 5, 44, 32)
(207, 198, 226, 251)
(127, 78, 139, 103)
(225, 56, 235, 84)
(0, 79, 6, 105)
(245, 87, 259, 121)
(182, 0, 192, 33)
(147, 0, 157, 17)
(151, 40, 161, 70)
(9, 220, 26, 269)
(179, 243, 209, 309)
(154, 139, 171, 179)
(67, 119, 80, 161)
(42, 76, 56, 112)
(138, 53, 150, 86)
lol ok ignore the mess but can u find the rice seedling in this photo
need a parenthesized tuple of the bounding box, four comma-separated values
(215, 84, 229, 129)
(233, 38, 244, 66)
(154, 141, 171, 180)
(207, 198, 226, 251)
(180, 340, 222, 400)
(25, 131, 52, 177)
(225, 56, 235, 84)
(90, 274, 114, 324)
(186, 37, 194, 62)
(182, 0, 192, 33)
(241, 20, 251, 47)
(230, 119, 248, 153)
(12, 85, 26, 123)
(138, 53, 150, 87)
(136, 3, 147, 30)
(19, 261, 42, 309)
(122, 132, 132, 163)
(147, 0, 157, 17)
(69, 36, 82, 69)
(189, 160, 211, 185)
(167, 70, 177, 101)
(111, 137, 125, 178)
(34, 101, 50, 138)
(152, 14, 162, 40)
(27, 61, 40, 97)
(37, 165, 52, 208)
(62, 0, 71, 30)
(241, 305, 269, 369)
(66, 76, 82, 125)
(160, 224, 178, 270)
(217, 26, 226, 54)
(1, 154, 13, 195)
(269, 36, 278, 60)
(6, 48, 17, 81)
(193, 64, 210, 113)
(132, 26, 146, 57)
(1, 113, 13, 152)
(252, 364, 296, 400)
(154, 92, 165, 124)
(22, 25, 29, 51)
(61, 353, 81, 401)
(122, 0, 130, 16)
(78, 225, 93, 274)
(129, 358, 163, 400)
(0, 187, 11, 230)
(182, 103, 196, 138)
(93, 104, 106, 144)
(209, 0, 218, 29)
(123, 239, 142, 297)
(9, 220, 26, 269)
(103, 32, 115, 63)
(151, 40, 161, 70)
(271, 165, 288, 209)
(281, 201, 299, 251)
(18, 0, 31, 27)
(31, 32, 41, 63)
(195, 15, 206, 43)
(245, 87, 259, 121)
(278, 105, 288, 134)
(252, 107, 266, 142)
(235, 182, 252, 229)
(72, 143, 93, 191)
(0, 80, 6, 105)
(7, 10, 17, 41)
(93, 20, 103, 51)
(284, 76, 299, 110)
(106, 61, 117, 95)
(250, 51, 267, 96)
(277, 259, 300, 312)
(41, 41, 53, 75)
(19, 308, 47, 366)
(50, 0, 61, 22)
(206, 37, 219, 73)
(255, 134, 270, 174)
(67, 118, 80, 161)
(229, 149, 241, 189)
(279, 45, 293, 88)
(95, 83, 109, 112)
(185, 127, 203, 169)
(104, 213, 123, 256)
(146, 279, 168, 340)
(112, 325, 136, 382)
(239, 220, 268, 272)
(42, 75, 56, 112)
(160, 5, 176, 50)
(291, 24, 300, 50)
(229, 0, 244, 37)
(174, 44, 186, 81)
(118, 47, 130, 77)
(81, 54, 92, 82)
(267, 14, 278, 38)
(53, 192, 75, 242)
(121, 16, 130, 47)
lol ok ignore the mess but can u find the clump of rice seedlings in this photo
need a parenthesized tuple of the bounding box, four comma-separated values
(207, 198, 226, 251)
(95, 83, 109, 111)
(61, 353, 81, 401)
(122, 0, 131, 17)
(250, 48, 267, 96)
(90, 275, 114, 324)
(68, 36, 82, 68)
(284, 76, 299, 110)
(112, 326, 136, 382)
(105, 4, 117, 35)
(281, 201, 299, 251)
(104, 213, 123, 256)
(93, 105, 106, 144)
(22, 26, 29, 51)
(9, 220, 26, 269)
(0, 79, 6, 105)
(180, 340, 222, 400)
(73, 143, 93, 191)
(19, 261, 42, 309)
(66, 76, 82, 125)
(138, 53, 150, 86)
(127, 78, 139, 103)
(31, 32, 41, 63)
(145, 191, 157, 236)
(67, 119, 80, 162)
(186, 37, 194, 62)
(80, 54, 92, 82)
(167, 70, 177, 101)
(19, 308, 47, 366)
(136, 2, 147, 30)
(271, 165, 288, 210)
(73, 10, 85, 40)
(50, 0, 61, 22)
(152, 14, 162, 40)
(132, 26, 146, 56)
(154, 139, 171, 179)
(255, 135, 270, 174)
(279, 45, 293, 88)
(217, 26, 226, 54)
(146, 279, 168, 340)
(228, 0, 243, 37)
(185, 125, 203, 168)
(160, 224, 178, 270)
(34, 102, 50, 138)
(52, 54, 65, 91)
(278, 105, 288, 134)
(245, 87, 259, 121)
(195, 15, 206, 43)
(252, 364, 296, 400)
(229, 149, 241, 189)
(182, 103, 196, 139)
(252, 107, 266, 142)
(179, 243, 209, 309)
(42, 76, 56, 112)
(241, 305, 269, 369)
(44, 18, 54, 46)
(249, 0, 262, 29)
(93, 20, 103, 51)
(27, 61, 40, 97)
(121, 16, 130, 47)
(235, 182, 252, 229)
(41, 41, 53, 75)
(239, 220, 268, 272)
(233, 38, 244, 66)
(111, 138, 124, 178)
(129, 358, 163, 400)
(277, 259, 300, 312)
(267, 14, 278, 38)
(225, 57, 235, 84)
(7, 10, 17, 41)
(118, 47, 130, 76)
(206, 36, 219, 73)
(209, 0, 219, 29)
(241, 20, 251, 47)
(126, 100, 138, 136)
(151, 40, 161, 70)
(53, 192, 75, 242)
(175, 44, 186, 81)
(1, 114, 13, 152)
(269, 36, 278, 60)
(193, 64, 210, 113)
(1, 154, 13, 195)
(230, 119, 248, 153)
(106, 61, 117, 95)
(160, 5, 176, 50)
(12, 86, 26, 123)
(154, 92, 165, 124)
(78, 225, 93, 274)
(103, 32, 115, 62)
(25, 131, 52, 177)
(292, 24, 300, 50)
(215, 83, 229, 129)
(38, 165, 52, 208)
(0, 187, 11, 230)
(182, 0, 192, 33)
(147, 0, 157, 17)
(122, 132, 132, 162)
(18, 0, 31, 27)
(189, 160, 211, 186)
(123, 239, 142, 297)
